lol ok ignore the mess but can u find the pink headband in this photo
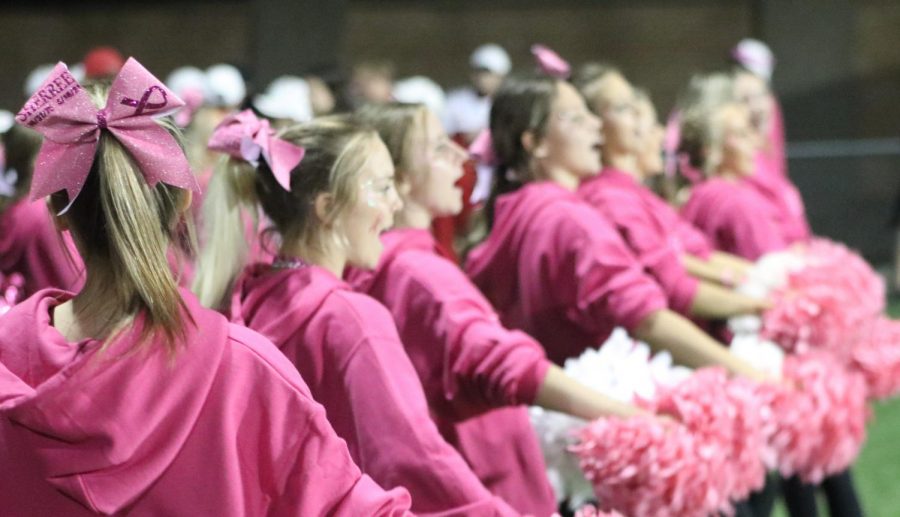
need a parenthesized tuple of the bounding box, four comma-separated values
(531, 44, 571, 79)
(17, 58, 197, 214)
(207, 110, 305, 191)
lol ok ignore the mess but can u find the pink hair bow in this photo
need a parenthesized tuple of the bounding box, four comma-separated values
(468, 128, 497, 167)
(468, 129, 497, 205)
(16, 58, 198, 213)
(531, 44, 571, 79)
(207, 110, 305, 191)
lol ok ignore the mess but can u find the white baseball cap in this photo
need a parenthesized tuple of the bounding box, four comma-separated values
(732, 38, 775, 82)
(392, 76, 446, 118)
(253, 76, 313, 123)
(470, 44, 511, 75)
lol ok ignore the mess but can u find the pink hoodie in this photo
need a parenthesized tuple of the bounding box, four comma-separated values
(231, 263, 522, 517)
(0, 199, 84, 298)
(579, 168, 710, 316)
(681, 177, 791, 260)
(0, 288, 411, 516)
(465, 181, 668, 365)
(746, 152, 811, 244)
(347, 228, 556, 516)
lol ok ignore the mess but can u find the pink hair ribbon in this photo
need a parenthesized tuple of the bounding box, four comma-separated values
(468, 129, 497, 205)
(16, 58, 198, 214)
(207, 110, 305, 192)
(531, 44, 571, 79)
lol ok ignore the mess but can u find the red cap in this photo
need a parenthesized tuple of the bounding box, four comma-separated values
(83, 46, 125, 79)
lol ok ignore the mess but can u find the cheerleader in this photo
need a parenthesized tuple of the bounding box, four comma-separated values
(573, 65, 768, 320)
(195, 112, 520, 516)
(353, 102, 665, 516)
(0, 121, 84, 298)
(464, 73, 767, 383)
(0, 59, 412, 516)
(677, 83, 863, 517)
(731, 64, 812, 244)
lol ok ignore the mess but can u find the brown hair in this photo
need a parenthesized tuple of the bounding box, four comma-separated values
(484, 73, 559, 228)
(49, 81, 194, 351)
(193, 115, 381, 309)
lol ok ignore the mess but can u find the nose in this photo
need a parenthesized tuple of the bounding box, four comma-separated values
(389, 183, 404, 213)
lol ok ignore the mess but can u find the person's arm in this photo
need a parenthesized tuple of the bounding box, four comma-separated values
(632, 308, 768, 382)
(708, 251, 753, 279)
(534, 364, 648, 420)
(683, 252, 749, 287)
(689, 281, 770, 319)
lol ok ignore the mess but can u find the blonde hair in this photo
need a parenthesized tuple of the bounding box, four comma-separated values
(49, 81, 194, 351)
(677, 72, 736, 175)
(193, 115, 380, 309)
(356, 102, 428, 185)
(572, 62, 622, 114)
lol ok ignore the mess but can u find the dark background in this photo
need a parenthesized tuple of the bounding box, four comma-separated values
(2, 0, 898, 262)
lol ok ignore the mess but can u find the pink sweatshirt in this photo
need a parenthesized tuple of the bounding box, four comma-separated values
(347, 228, 556, 516)
(0, 288, 411, 516)
(0, 199, 83, 298)
(746, 152, 811, 244)
(681, 177, 791, 260)
(231, 263, 522, 517)
(579, 168, 711, 315)
(465, 181, 668, 365)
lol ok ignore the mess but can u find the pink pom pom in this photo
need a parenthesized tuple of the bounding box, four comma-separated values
(761, 239, 884, 358)
(849, 316, 900, 400)
(0, 271, 25, 315)
(571, 416, 732, 517)
(646, 368, 768, 502)
(756, 353, 870, 483)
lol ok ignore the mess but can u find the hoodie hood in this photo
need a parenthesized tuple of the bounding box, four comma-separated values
(0, 288, 228, 514)
(464, 181, 571, 312)
(231, 263, 347, 348)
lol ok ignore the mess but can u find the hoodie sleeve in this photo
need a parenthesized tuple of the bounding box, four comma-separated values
(387, 252, 550, 413)
(332, 294, 520, 517)
(554, 204, 668, 334)
(606, 201, 700, 316)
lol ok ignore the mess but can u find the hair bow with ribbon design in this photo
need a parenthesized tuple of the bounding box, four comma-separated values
(16, 58, 198, 214)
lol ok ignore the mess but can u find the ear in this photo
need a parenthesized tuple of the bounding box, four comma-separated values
(521, 130, 549, 159)
(313, 192, 334, 225)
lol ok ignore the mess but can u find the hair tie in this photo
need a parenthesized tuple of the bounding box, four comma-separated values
(16, 58, 198, 214)
(207, 109, 305, 192)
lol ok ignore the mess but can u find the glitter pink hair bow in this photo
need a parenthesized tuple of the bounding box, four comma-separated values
(531, 44, 571, 79)
(16, 58, 198, 213)
(207, 110, 305, 192)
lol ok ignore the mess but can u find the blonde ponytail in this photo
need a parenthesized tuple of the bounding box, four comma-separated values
(192, 156, 259, 310)
(50, 82, 194, 352)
